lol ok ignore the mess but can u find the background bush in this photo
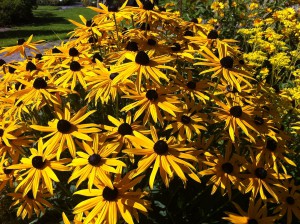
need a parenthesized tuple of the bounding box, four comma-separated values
(0, 0, 37, 26)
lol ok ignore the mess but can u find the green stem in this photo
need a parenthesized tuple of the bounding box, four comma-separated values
(113, 13, 120, 50)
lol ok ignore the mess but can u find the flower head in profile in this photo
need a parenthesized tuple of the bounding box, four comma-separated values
(223, 198, 277, 224)
(73, 172, 150, 224)
(8, 187, 52, 220)
(0, 35, 44, 58)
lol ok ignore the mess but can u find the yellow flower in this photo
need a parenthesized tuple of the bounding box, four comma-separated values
(68, 134, 126, 190)
(73, 173, 150, 224)
(8, 187, 53, 219)
(8, 138, 70, 199)
(30, 103, 99, 159)
(123, 126, 200, 189)
(211, 1, 224, 11)
(249, 3, 259, 10)
(0, 35, 44, 58)
(223, 198, 277, 223)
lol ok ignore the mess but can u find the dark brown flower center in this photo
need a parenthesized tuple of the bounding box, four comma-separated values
(247, 219, 258, 224)
(0, 129, 4, 137)
(222, 162, 234, 174)
(108, 4, 119, 12)
(109, 73, 118, 80)
(146, 89, 158, 101)
(0, 59, 6, 66)
(8, 66, 16, 73)
(190, 18, 198, 23)
(26, 190, 35, 199)
(35, 54, 43, 60)
(86, 19, 93, 27)
(186, 81, 197, 90)
(220, 56, 234, 69)
(18, 38, 26, 45)
(230, 106, 242, 118)
(254, 115, 264, 125)
(154, 140, 168, 155)
(26, 61, 36, 71)
(147, 38, 156, 46)
(286, 196, 295, 205)
(181, 115, 191, 124)
(207, 30, 218, 39)
(126, 41, 139, 51)
(239, 59, 245, 65)
(32, 156, 46, 169)
(184, 30, 194, 36)
(88, 154, 102, 166)
(171, 43, 181, 52)
(70, 61, 81, 71)
(57, 119, 72, 133)
(88, 36, 98, 44)
(266, 139, 277, 151)
(143, 0, 154, 10)
(15, 82, 25, 90)
(103, 186, 118, 201)
(33, 77, 47, 89)
(118, 123, 133, 136)
(69, 47, 79, 57)
(135, 51, 150, 65)
(92, 52, 103, 63)
(226, 85, 238, 93)
(140, 23, 150, 30)
(52, 47, 62, 54)
(254, 167, 267, 179)
(3, 168, 13, 174)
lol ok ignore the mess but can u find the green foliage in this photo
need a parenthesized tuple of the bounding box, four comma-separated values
(0, 0, 36, 26)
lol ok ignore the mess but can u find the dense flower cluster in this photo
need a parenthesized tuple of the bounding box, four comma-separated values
(0, 0, 299, 223)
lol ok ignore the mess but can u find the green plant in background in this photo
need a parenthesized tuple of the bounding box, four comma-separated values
(0, 0, 36, 26)
(0, 0, 300, 223)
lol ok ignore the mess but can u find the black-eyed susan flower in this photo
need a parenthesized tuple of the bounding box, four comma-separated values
(68, 134, 126, 190)
(0, 156, 18, 191)
(111, 50, 176, 92)
(272, 179, 300, 224)
(164, 99, 207, 141)
(213, 98, 257, 143)
(30, 103, 99, 159)
(101, 112, 150, 153)
(123, 126, 200, 189)
(85, 60, 135, 104)
(121, 84, 182, 125)
(240, 151, 291, 202)
(73, 172, 150, 224)
(8, 138, 70, 199)
(0, 119, 23, 147)
(54, 59, 95, 90)
(195, 43, 253, 92)
(223, 198, 277, 224)
(253, 137, 296, 173)
(12, 76, 72, 109)
(171, 72, 210, 103)
(8, 187, 52, 219)
(0, 35, 44, 58)
(199, 143, 243, 198)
